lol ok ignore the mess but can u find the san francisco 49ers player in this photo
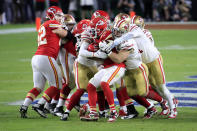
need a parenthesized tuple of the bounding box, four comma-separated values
(60, 19, 103, 121)
(112, 15, 178, 119)
(19, 6, 70, 118)
(53, 14, 78, 117)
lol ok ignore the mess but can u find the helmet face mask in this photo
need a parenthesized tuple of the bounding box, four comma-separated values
(90, 18, 107, 39)
(64, 14, 76, 31)
(112, 19, 130, 38)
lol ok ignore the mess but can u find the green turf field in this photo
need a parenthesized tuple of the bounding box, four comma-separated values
(0, 25, 197, 131)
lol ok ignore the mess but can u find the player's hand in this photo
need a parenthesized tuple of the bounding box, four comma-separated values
(99, 40, 113, 54)
(93, 50, 108, 59)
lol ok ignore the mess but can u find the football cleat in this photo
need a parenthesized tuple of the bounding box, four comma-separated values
(144, 106, 157, 119)
(80, 112, 99, 121)
(168, 108, 177, 119)
(54, 106, 64, 117)
(127, 104, 139, 118)
(108, 111, 118, 122)
(160, 100, 170, 115)
(49, 103, 57, 115)
(99, 110, 109, 118)
(19, 105, 28, 118)
(119, 109, 137, 119)
(60, 112, 70, 121)
(32, 104, 47, 118)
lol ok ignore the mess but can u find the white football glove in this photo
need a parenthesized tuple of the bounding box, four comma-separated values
(117, 39, 135, 51)
(99, 40, 113, 54)
(93, 50, 108, 59)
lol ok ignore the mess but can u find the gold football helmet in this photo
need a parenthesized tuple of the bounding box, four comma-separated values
(112, 18, 130, 38)
(132, 15, 145, 29)
(64, 14, 76, 31)
(114, 13, 131, 23)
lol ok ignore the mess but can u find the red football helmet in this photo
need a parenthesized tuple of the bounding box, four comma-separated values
(90, 17, 107, 38)
(72, 19, 91, 36)
(91, 10, 110, 22)
(46, 6, 64, 22)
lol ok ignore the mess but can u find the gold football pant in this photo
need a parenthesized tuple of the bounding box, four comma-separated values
(124, 63, 149, 97)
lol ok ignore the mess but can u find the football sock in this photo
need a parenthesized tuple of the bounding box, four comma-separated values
(60, 84, 71, 100)
(132, 95, 151, 108)
(101, 82, 116, 112)
(146, 86, 163, 103)
(67, 89, 85, 111)
(42, 86, 59, 103)
(23, 88, 40, 106)
(87, 83, 97, 112)
(161, 84, 175, 109)
(97, 91, 105, 111)
(116, 88, 126, 107)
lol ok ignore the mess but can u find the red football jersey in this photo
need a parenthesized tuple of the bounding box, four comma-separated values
(63, 39, 77, 57)
(35, 20, 61, 59)
(99, 30, 126, 68)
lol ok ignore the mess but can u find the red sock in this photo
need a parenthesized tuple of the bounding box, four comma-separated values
(87, 83, 97, 112)
(67, 89, 85, 111)
(26, 88, 40, 101)
(60, 84, 71, 100)
(97, 91, 105, 111)
(43, 86, 59, 102)
(53, 89, 60, 101)
(100, 82, 115, 112)
(116, 88, 125, 107)
(121, 87, 133, 105)
(132, 95, 151, 108)
(146, 86, 163, 103)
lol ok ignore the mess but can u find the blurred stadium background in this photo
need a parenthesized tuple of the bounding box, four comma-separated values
(0, 0, 197, 25)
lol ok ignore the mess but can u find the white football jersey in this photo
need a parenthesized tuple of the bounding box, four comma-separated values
(77, 41, 96, 66)
(116, 39, 142, 69)
(128, 24, 160, 63)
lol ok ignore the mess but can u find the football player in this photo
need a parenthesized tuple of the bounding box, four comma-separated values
(19, 6, 70, 118)
(112, 14, 178, 118)
(131, 15, 178, 118)
(80, 17, 128, 122)
(60, 19, 105, 121)
(53, 14, 78, 117)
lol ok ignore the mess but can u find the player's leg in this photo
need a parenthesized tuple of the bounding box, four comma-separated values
(61, 61, 97, 121)
(32, 56, 62, 118)
(147, 56, 177, 118)
(101, 66, 126, 122)
(19, 55, 46, 118)
(81, 69, 106, 121)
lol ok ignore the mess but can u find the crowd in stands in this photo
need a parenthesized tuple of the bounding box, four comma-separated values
(0, 0, 194, 25)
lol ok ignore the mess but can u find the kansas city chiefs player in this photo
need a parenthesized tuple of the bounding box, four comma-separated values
(19, 6, 71, 118)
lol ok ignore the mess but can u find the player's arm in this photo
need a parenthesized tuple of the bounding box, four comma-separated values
(78, 40, 94, 57)
(52, 27, 70, 38)
(108, 49, 130, 64)
(112, 28, 141, 48)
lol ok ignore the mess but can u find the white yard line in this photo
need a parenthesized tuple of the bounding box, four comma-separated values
(0, 27, 36, 34)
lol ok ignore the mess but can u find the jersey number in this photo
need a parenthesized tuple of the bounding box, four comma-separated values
(38, 26, 47, 46)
